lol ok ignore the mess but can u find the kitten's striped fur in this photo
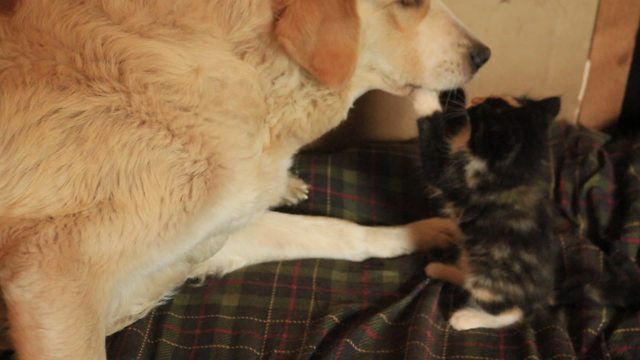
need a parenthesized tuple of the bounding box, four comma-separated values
(418, 91, 561, 330)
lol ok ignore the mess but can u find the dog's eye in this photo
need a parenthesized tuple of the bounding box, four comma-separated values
(398, 0, 423, 7)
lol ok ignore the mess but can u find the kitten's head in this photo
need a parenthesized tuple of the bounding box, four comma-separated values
(466, 96, 560, 173)
(420, 91, 560, 191)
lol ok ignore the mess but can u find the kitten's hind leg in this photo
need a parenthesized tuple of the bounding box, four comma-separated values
(449, 307, 523, 330)
(425, 248, 468, 286)
(425, 262, 465, 286)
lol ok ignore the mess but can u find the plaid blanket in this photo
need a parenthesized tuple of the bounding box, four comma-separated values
(104, 122, 640, 360)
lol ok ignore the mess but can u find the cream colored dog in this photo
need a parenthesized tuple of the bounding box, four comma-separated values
(0, 0, 489, 358)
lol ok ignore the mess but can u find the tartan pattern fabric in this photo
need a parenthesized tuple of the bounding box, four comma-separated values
(106, 123, 640, 359)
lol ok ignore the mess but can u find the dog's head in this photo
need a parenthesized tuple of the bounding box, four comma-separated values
(275, 0, 490, 94)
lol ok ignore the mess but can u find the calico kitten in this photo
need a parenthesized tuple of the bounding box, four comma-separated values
(417, 90, 561, 330)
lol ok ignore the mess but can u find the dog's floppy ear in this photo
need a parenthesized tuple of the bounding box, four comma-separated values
(275, 0, 359, 88)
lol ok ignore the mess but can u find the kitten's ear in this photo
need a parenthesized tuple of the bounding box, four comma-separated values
(539, 97, 561, 118)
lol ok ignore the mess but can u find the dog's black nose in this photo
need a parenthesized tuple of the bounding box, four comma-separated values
(470, 44, 491, 71)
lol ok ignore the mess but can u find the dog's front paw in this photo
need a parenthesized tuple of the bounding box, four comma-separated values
(407, 217, 463, 251)
(279, 175, 310, 206)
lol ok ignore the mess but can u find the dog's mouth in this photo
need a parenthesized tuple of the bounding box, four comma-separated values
(403, 83, 457, 98)
(403, 84, 424, 97)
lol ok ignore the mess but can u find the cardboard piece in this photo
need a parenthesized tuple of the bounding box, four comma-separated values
(578, 0, 640, 128)
(307, 90, 417, 150)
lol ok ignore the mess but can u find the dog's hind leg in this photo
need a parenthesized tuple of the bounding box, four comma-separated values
(4, 279, 107, 360)
(0, 211, 169, 359)
(189, 211, 461, 278)
(2, 247, 108, 360)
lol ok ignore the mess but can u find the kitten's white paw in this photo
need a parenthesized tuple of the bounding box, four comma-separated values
(449, 308, 489, 330)
(410, 89, 441, 116)
(449, 307, 522, 330)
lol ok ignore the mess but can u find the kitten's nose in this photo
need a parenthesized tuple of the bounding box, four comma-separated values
(469, 44, 491, 72)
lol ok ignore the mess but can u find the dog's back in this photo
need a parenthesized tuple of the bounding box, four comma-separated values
(0, 1, 268, 221)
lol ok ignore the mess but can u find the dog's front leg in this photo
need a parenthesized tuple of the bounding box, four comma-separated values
(188, 211, 461, 278)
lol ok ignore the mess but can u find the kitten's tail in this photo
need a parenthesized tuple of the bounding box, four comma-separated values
(555, 251, 640, 311)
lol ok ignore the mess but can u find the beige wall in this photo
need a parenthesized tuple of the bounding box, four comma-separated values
(579, 0, 640, 128)
(446, 0, 599, 122)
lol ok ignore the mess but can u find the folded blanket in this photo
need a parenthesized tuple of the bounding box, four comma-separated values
(106, 122, 640, 359)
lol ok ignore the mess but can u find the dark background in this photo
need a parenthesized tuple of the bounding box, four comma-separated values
(618, 29, 640, 135)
